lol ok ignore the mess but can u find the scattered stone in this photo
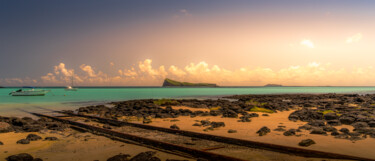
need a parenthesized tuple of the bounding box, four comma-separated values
(0, 141, 3, 145)
(331, 131, 340, 136)
(256, 126, 270, 136)
(26, 134, 42, 141)
(368, 121, 375, 127)
(283, 129, 296, 136)
(324, 113, 338, 120)
(130, 151, 160, 161)
(107, 154, 131, 161)
(210, 122, 225, 128)
(6, 153, 34, 161)
(44, 137, 58, 141)
(16, 139, 30, 144)
(170, 124, 180, 130)
(327, 120, 341, 126)
(227, 129, 237, 133)
(351, 122, 369, 129)
(262, 114, 269, 116)
(310, 128, 327, 135)
(298, 139, 316, 147)
(339, 117, 355, 125)
(339, 128, 350, 134)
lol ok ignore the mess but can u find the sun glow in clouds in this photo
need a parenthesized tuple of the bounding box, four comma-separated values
(300, 39, 315, 48)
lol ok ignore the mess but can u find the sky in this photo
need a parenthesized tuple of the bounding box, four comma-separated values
(1, 0, 375, 86)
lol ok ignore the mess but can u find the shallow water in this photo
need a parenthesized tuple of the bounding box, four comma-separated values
(1, 87, 375, 116)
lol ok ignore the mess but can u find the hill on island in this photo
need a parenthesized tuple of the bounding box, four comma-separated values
(264, 84, 283, 87)
(162, 78, 218, 87)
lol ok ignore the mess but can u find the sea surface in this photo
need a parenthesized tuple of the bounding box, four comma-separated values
(1, 87, 375, 117)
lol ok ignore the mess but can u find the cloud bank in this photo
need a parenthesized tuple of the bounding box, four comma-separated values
(1, 59, 375, 86)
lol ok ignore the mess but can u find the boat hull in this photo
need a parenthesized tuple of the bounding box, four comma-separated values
(10, 90, 49, 96)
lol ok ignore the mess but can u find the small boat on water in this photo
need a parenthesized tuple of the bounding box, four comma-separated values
(9, 87, 50, 96)
(65, 73, 78, 91)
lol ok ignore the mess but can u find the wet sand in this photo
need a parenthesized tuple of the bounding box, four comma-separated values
(144, 106, 375, 159)
(0, 129, 191, 161)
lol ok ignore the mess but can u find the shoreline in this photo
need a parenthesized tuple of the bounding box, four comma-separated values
(2, 93, 375, 160)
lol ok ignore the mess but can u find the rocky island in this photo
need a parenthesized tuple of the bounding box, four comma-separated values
(162, 78, 218, 87)
(264, 84, 283, 87)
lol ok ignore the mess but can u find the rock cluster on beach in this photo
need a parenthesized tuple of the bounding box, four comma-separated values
(0, 116, 68, 133)
(73, 93, 375, 142)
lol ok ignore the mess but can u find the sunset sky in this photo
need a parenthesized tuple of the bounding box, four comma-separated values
(1, 0, 375, 86)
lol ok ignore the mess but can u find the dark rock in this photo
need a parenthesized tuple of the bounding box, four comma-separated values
(210, 122, 225, 128)
(0, 141, 3, 145)
(256, 126, 270, 136)
(222, 110, 238, 118)
(298, 139, 316, 147)
(351, 122, 369, 129)
(200, 120, 211, 127)
(339, 128, 350, 134)
(228, 129, 237, 133)
(16, 139, 30, 144)
(130, 151, 159, 161)
(170, 124, 180, 130)
(368, 121, 375, 127)
(324, 113, 338, 120)
(26, 134, 42, 141)
(308, 120, 325, 127)
(262, 114, 269, 116)
(298, 124, 312, 130)
(323, 126, 337, 132)
(339, 117, 355, 125)
(331, 131, 340, 136)
(283, 129, 296, 136)
(107, 154, 131, 161)
(310, 128, 327, 135)
(44, 137, 58, 141)
(327, 120, 341, 126)
(6, 153, 34, 161)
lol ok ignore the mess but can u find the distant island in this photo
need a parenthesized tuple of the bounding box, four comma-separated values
(264, 84, 283, 87)
(162, 78, 218, 87)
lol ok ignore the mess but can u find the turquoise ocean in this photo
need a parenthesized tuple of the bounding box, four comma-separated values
(1, 87, 375, 117)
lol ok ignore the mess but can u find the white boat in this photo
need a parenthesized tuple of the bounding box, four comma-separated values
(9, 87, 50, 96)
(65, 86, 77, 91)
(65, 73, 78, 91)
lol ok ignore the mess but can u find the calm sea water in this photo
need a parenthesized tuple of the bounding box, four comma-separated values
(1, 87, 375, 117)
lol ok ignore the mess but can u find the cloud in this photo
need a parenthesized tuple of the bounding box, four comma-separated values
(80, 64, 97, 77)
(346, 33, 362, 43)
(300, 39, 314, 48)
(5, 59, 375, 86)
(173, 9, 192, 19)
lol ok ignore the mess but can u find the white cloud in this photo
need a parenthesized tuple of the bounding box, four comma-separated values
(80, 64, 97, 77)
(346, 33, 362, 43)
(5, 59, 375, 86)
(300, 39, 314, 48)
